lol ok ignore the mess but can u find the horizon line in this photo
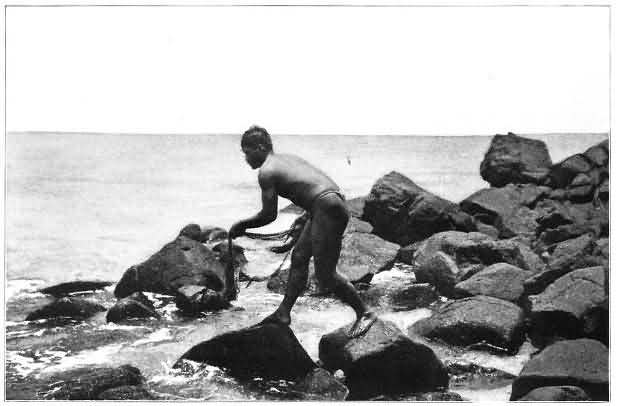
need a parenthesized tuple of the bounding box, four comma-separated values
(5, 130, 610, 138)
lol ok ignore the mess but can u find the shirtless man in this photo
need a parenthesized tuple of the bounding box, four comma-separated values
(229, 126, 376, 338)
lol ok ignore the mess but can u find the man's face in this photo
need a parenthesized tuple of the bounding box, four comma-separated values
(242, 145, 266, 169)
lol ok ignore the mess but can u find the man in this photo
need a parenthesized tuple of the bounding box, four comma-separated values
(229, 126, 376, 338)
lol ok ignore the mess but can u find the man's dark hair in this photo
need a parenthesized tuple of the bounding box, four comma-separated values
(241, 125, 273, 151)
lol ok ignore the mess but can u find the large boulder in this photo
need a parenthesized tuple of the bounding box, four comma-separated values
(479, 132, 552, 187)
(411, 295, 526, 354)
(460, 184, 550, 239)
(39, 281, 113, 297)
(524, 233, 600, 295)
(26, 297, 106, 321)
(362, 171, 475, 246)
(517, 386, 591, 401)
(292, 368, 349, 401)
(510, 339, 608, 401)
(114, 236, 229, 299)
(319, 318, 449, 399)
(97, 385, 158, 400)
(175, 323, 316, 380)
(527, 266, 607, 343)
(43, 364, 144, 400)
(175, 285, 230, 314)
(106, 292, 160, 323)
(547, 154, 594, 189)
(453, 262, 535, 303)
(413, 252, 467, 297)
(358, 269, 438, 311)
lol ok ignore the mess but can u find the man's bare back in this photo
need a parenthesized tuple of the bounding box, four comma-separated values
(259, 153, 339, 212)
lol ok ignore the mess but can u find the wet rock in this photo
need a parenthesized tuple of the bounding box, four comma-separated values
(358, 269, 437, 310)
(178, 223, 203, 241)
(175, 323, 316, 380)
(362, 171, 475, 246)
(319, 318, 449, 400)
(547, 154, 594, 189)
(567, 184, 595, 203)
(524, 233, 599, 295)
(26, 297, 106, 321)
(453, 263, 535, 303)
(479, 132, 552, 187)
(212, 241, 247, 276)
(413, 252, 464, 297)
(388, 283, 440, 311)
(97, 385, 157, 400)
(368, 391, 464, 401)
(106, 292, 160, 323)
(528, 266, 607, 343)
(597, 178, 609, 202)
(292, 368, 349, 401)
(446, 361, 516, 390)
(43, 364, 143, 400)
(582, 297, 609, 346)
(345, 216, 373, 234)
(267, 265, 320, 296)
(346, 195, 368, 218)
(517, 385, 591, 401)
(399, 231, 493, 266)
(510, 338, 608, 401)
(175, 284, 230, 314)
(39, 281, 113, 297)
(114, 236, 228, 298)
(336, 229, 400, 281)
(475, 222, 500, 238)
(411, 295, 526, 354)
(583, 139, 609, 167)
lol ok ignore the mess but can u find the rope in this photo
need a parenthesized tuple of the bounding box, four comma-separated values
(244, 230, 291, 241)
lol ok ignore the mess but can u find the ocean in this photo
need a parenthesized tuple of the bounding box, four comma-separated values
(4, 131, 608, 400)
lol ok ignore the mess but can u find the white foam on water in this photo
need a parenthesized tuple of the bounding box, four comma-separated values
(381, 308, 433, 331)
(131, 328, 173, 347)
(6, 349, 69, 378)
(6, 328, 46, 339)
(6, 279, 46, 300)
(95, 323, 148, 331)
(38, 343, 125, 374)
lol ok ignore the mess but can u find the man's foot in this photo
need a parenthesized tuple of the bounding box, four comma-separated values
(347, 312, 377, 338)
(257, 309, 291, 327)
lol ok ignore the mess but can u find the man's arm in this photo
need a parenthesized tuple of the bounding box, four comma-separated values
(229, 170, 278, 237)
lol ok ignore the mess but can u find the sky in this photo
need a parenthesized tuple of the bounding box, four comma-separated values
(5, 5, 611, 136)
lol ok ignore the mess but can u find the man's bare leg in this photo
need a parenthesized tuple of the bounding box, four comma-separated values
(312, 198, 376, 338)
(259, 219, 312, 326)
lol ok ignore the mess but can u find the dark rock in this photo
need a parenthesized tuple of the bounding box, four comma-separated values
(346, 196, 367, 218)
(582, 297, 609, 346)
(535, 199, 573, 230)
(319, 318, 448, 400)
(475, 222, 500, 238)
(358, 269, 436, 310)
(597, 178, 609, 202)
(592, 238, 609, 268)
(267, 265, 320, 296)
(528, 266, 607, 342)
(524, 233, 598, 295)
(518, 385, 591, 401)
(369, 391, 465, 401)
(293, 368, 349, 401)
(388, 283, 441, 311)
(178, 223, 203, 241)
(548, 154, 593, 189)
(446, 361, 516, 390)
(114, 236, 228, 298)
(479, 132, 552, 187)
(43, 364, 143, 400)
(26, 297, 106, 321)
(106, 292, 160, 323)
(212, 241, 247, 276)
(39, 281, 113, 297)
(362, 171, 476, 246)
(202, 226, 228, 242)
(175, 323, 316, 380)
(411, 295, 526, 353)
(571, 173, 592, 186)
(583, 139, 609, 167)
(335, 229, 400, 281)
(510, 338, 608, 401)
(175, 285, 230, 314)
(97, 385, 157, 400)
(567, 184, 595, 203)
(454, 263, 535, 303)
(414, 252, 463, 297)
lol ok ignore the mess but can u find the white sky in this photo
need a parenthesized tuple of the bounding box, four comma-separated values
(5, 5, 610, 135)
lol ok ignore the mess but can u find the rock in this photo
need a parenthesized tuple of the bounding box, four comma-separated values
(446, 361, 516, 390)
(582, 297, 609, 346)
(175, 285, 230, 314)
(583, 139, 609, 167)
(114, 236, 228, 299)
(335, 231, 400, 281)
(524, 234, 599, 295)
(212, 241, 247, 276)
(267, 264, 320, 296)
(517, 385, 591, 401)
(97, 385, 157, 400)
(26, 297, 106, 321)
(178, 223, 203, 241)
(510, 338, 608, 401)
(362, 171, 475, 246)
(293, 368, 349, 401)
(368, 391, 464, 401)
(402, 231, 545, 274)
(413, 252, 463, 297)
(567, 184, 595, 203)
(387, 283, 440, 311)
(106, 292, 160, 323)
(479, 132, 552, 187)
(43, 364, 143, 400)
(202, 226, 228, 242)
(548, 154, 593, 189)
(345, 216, 373, 234)
(528, 266, 607, 342)
(597, 178, 609, 202)
(411, 295, 526, 354)
(175, 323, 316, 380)
(319, 318, 448, 400)
(346, 196, 367, 218)
(358, 269, 437, 310)
(453, 263, 535, 303)
(475, 222, 499, 238)
(39, 281, 113, 297)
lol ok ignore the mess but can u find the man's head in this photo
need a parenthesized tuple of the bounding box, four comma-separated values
(241, 125, 273, 169)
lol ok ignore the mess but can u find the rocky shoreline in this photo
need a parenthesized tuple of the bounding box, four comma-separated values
(25, 132, 609, 401)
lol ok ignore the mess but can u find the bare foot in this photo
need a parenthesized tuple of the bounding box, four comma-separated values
(347, 312, 377, 338)
(257, 309, 291, 327)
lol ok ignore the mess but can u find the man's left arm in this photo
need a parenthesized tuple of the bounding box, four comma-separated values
(229, 170, 278, 237)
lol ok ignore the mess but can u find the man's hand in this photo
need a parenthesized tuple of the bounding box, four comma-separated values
(228, 222, 246, 239)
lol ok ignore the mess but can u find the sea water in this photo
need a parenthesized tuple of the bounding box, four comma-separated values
(4, 131, 607, 400)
